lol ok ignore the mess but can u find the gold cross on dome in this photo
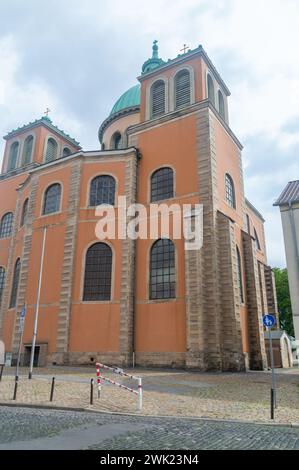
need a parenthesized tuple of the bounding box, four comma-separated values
(44, 108, 51, 117)
(180, 44, 189, 54)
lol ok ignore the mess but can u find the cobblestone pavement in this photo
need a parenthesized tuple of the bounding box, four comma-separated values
(0, 407, 298, 450)
(1, 366, 298, 424)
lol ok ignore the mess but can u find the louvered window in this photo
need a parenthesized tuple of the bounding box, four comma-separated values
(225, 174, 236, 209)
(236, 247, 244, 304)
(20, 199, 29, 227)
(22, 136, 34, 165)
(89, 175, 116, 207)
(207, 74, 215, 105)
(151, 167, 174, 202)
(218, 90, 225, 120)
(45, 138, 58, 162)
(150, 239, 176, 300)
(0, 267, 6, 307)
(254, 228, 261, 251)
(151, 80, 166, 118)
(83, 243, 112, 301)
(8, 142, 19, 171)
(43, 184, 61, 215)
(9, 258, 21, 309)
(175, 70, 191, 109)
(0, 213, 13, 238)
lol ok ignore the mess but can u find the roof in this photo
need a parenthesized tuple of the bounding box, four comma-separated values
(110, 85, 141, 117)
(4, 116, 81, 147)
(274, 181, 299, 206)
(245, 199, 265, 222)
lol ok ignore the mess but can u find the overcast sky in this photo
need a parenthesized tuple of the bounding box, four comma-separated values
(0, 0, 298, 267)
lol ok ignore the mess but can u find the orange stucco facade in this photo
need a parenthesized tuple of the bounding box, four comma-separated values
(0, 44, 278, 370)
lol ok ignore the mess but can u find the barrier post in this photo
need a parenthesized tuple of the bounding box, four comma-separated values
(50, 377, 55, 402)
(138, 377, 143, 411)
(96, 364, 101, 398)
(0, 365, 4, 382)
(90, 378, 94, 405)
(13, 376, 18, 401)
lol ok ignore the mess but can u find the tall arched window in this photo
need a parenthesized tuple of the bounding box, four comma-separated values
(89, 175, 116, 207)
(218, 90, 225, 120)
(151, 80, 166, 118)
(83, 243, 113, 301)
(151, 167, 174, 202)
(236, 247, 244, 304)
(8, 142, 19, 171)
(9, 258, 21, 309)
(20, 199, 29, 227)
(207, 74, 215, 105)
(150, 239, 176, 300)
(43, 183, 61, 215)
(0, 267, 6, 307)
(225, 173, 236, 209)
(63, 147, 71, 158)
(111, 132, 122, 150)
(45, 138, 58, 162)
(175, 70, 191, 109)
(0, 212, 13, 238)
(254, 228, 261, 251)
(22, 135, 34, 165)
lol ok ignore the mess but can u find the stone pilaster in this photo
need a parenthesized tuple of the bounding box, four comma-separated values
(11, 176, 39, 354)
(217, 212, 245, 371)
(55, 160, 82, 362)
(119, 154, 138, 365)
(242, 231, 267, 370)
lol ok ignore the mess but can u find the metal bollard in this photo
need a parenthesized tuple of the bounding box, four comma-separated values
(0, 365, 4, 382)
(138, 378, 143, 411)
(13, 376, 19, 401)
(50, 377, 55, 402)
(90, 378, 94, 405)
(271, 388, 275, 420)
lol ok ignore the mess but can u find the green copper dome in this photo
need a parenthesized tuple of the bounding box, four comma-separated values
(110, 84, 141, 116)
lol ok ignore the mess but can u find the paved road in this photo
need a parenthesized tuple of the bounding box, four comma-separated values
(0, 407, 298, 450)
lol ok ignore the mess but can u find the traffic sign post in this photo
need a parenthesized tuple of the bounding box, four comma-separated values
(263, 314, 277, 419)
(15, 305, 26, 380)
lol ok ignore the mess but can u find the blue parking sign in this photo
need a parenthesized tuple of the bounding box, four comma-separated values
(263, 314, 276, 328)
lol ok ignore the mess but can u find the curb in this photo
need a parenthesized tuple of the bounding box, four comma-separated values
(0, 402, 298, 429)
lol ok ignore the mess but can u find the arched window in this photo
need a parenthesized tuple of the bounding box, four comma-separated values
(89, 175, 116, 207)
(236, 247, 244, 304)
(218, 90, 225, 120)
(62, 147, 71, 158)
(43, 184, 61, 215)
(9, 258, 21, 309)
(207, 74, 215, 105)
(20, 199, 29, 227)
(0, 212, 13, 238)
(150, 239, 176, 300)
(225, 174, 236, 209)
(175, 70, 191, 109)
(8, 142, 19, 171)
(111, 132, 122, 150)
(22, 135, 34, 165)
(254, 228, 261, 251)
(0, 267, 6, 306)
(151, 167, 174, 202)
(151, 80, 166, 118)
(45, 138, 58, 162)
(83, 243, 113, 301)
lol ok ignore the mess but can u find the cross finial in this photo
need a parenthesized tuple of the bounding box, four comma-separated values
(180, 44, 189, 54)
(44, 107, 51, 117)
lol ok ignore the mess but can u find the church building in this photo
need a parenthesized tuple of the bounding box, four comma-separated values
(0, 42, 278, 371)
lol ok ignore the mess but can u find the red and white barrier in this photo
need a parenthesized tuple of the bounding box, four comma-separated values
(95, 363, 143, 411)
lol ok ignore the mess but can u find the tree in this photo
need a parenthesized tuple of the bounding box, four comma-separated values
(273, 268, 294, 337)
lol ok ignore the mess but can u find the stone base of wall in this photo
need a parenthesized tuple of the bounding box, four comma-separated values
(46, 350, 248, 371)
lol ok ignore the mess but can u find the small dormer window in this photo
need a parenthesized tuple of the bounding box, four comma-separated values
(63, 147, 71, 158)
(111, 132, 122, 150)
